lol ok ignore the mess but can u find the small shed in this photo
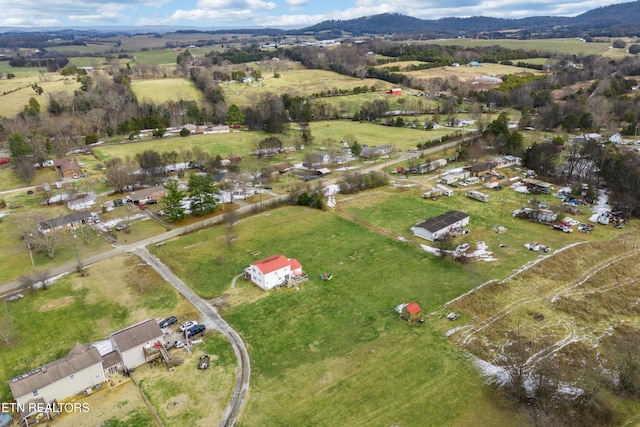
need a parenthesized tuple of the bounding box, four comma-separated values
(401, 302, 422, 321)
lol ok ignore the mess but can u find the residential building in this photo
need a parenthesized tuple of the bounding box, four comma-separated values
(8, 343, 104, 406)
(245, 254, 303, 291)
(109, 319, 164, 371)
(411, 211, 470, 241)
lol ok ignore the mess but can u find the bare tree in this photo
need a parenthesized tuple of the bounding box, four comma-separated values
(224, 210, 239, 248)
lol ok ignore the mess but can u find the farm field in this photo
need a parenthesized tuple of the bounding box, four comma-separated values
(0, 74, 80, 118)
(404, 63, 546, 85)
(444, 234, 640, 423)
(130, 77, 205, 105)
(221, 68, 394, 108)
(425, 38, 614, 56)
(307, 120, 471, 151)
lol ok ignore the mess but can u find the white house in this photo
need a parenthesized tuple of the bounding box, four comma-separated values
(411, 211, 470, 241)
(110, 319, 164, 370)
(8, 343, 105, 407)
(245, 254, 303, 291)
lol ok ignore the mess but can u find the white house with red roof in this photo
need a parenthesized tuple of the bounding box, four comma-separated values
(245, 254, 303, 291)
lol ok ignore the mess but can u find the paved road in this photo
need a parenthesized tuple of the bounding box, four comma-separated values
(135, 249, 250, 427)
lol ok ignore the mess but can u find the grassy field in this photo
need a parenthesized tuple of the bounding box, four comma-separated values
(424, 38, 614, 56)
(136, 333, 236, 426)
(404, 63, 545, 85)
(149, 205, 528, 425)
(222, 68, 394, 108)
(307, 120, 470, 151)
(130, 77, 205, 105)
(0, 74, 80, 118)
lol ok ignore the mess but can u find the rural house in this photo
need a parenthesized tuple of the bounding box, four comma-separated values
(52, 158, 81, 179)
(37, 211, 95, 234)
(245, 254, 303, 291)
(109, 319, 164, 371)
(8, 343, 105, 407)
(411, 210, 470, 241)
(125, 185, 167, 205)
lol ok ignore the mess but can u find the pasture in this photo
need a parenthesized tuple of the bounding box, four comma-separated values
(425, 38, 614, 56)
(130, 77, 205, 105)
(221, 68, 394, 108)
(0, 74, 80, 118)
(404, 63, 545, 85)
(151, 205, 527, 425)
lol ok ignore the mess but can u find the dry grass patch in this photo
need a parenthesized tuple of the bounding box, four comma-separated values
(47, 380, 152, 427)
(38, 295, 76, 312)
(135, 339, 236, 427)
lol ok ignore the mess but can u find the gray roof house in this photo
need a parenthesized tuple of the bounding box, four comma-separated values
(411, 210, 470, 241)
(8, 343, 105, 407)
(37, 211, 94, 234)
(110, 319, 164, 370)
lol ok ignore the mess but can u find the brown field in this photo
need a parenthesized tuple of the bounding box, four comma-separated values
(445, 233, 640, 387)
(405, 63, 545, 82)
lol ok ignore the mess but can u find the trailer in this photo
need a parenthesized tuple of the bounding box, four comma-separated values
(465, 190, 490, 202)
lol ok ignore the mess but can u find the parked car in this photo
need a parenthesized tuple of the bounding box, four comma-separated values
(159, 316, 178, 328)
(179, 320, 197, 332)
(185, 324, 206, 338)
(114, 224, 127, 231)
(198, 354, 210, 370)
(146, 199, 158, 205)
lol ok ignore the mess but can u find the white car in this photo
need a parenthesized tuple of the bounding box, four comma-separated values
(179, 321, 197, 332)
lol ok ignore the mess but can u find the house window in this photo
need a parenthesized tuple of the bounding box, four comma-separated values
(109, 366, 118, 375)
(32, 390, 38, 397)
(69, 374, 75, 381)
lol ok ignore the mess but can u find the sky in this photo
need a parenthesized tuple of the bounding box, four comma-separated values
(0, 0, 633, 29)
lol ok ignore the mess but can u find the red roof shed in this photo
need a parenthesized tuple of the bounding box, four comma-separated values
(401, 302, 422, 321)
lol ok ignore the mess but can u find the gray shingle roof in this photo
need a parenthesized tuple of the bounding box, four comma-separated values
(110, 319, 163, 353)
(414, 210, 469, 233)
(8, 343, 102, 398)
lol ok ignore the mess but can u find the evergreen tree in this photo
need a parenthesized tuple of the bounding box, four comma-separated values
(188, 173, 218, 216)
(163, 179, 186, 222)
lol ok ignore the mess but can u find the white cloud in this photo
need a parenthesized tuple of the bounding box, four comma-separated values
(196, 0, 276, 11)
(285, 0, 309, 6)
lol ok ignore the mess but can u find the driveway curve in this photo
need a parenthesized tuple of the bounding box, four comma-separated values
(135, 248, 250, 427)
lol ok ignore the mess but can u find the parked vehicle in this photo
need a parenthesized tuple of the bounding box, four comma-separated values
(159, 316, 178, 328)
(185, 324, 206, 338)
(114, 224, 126, 231)
(146, 199, 158, 205)
(179, 320, 197, 332)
